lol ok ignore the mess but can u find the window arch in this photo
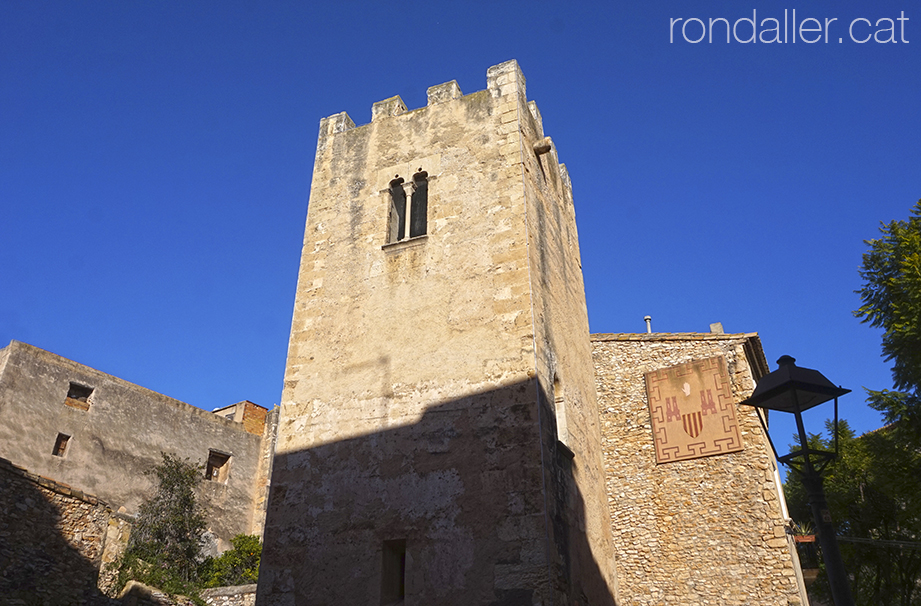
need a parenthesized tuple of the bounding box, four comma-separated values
(388, 168, 428, 242)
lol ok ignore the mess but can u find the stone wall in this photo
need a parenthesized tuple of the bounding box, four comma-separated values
(0, 456, 261, 605)
(117, 581, 197, 606)
(201, 584, 257, 606)
(592, 332, 807, 606)
(510, 62, 617, 605)
(0, 456, 122, 605)
(0, 340, 274, 552)
(260, 61, 616, 605)
(114, 582, 256, 606)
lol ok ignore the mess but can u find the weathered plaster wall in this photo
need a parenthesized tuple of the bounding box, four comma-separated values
(0, 340, 270, 551)
(260, 61, 615, 605)
(592, 333, 805, 606)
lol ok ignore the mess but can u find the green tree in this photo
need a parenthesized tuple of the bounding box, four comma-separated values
(114, 453, 207, 599)
(200, 534, 262, 588)
(784, 420, 921, 606)
(855, 199, 921, 440)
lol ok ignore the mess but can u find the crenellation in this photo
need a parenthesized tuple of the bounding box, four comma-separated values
(486, 59, 527, 99)
(318, 110, 355, 139)
(426, 80, 463, 105)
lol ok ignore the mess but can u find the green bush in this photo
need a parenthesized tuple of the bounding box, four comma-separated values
(200, 534, 262, 588)
(110, 454, 263, 600)
(111, 453, 208, 603)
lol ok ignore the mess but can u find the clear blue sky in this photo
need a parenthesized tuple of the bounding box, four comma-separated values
(1, 1, 918, 450)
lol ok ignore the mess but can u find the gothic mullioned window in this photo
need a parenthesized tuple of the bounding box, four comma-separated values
(388, 169, 428, 242)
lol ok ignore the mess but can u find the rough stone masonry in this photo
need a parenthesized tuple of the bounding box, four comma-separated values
(258, 60, 617, 606)
(592, 332, 807, 606)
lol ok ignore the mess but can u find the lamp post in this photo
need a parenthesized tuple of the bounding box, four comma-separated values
(741, 355, 855, 606)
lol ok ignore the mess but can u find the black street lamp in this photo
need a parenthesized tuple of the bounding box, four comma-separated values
(741, 355, 855, 606)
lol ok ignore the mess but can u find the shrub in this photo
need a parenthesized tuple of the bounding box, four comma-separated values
(200, 534, 262, 588)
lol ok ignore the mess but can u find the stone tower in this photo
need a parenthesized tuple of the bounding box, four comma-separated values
(257, 61, 617, 605)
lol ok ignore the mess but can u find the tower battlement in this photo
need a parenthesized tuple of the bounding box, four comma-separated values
(318, 60, 543, 139)
(313, 59, 568, 227)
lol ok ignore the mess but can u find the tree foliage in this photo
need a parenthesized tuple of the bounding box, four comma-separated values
(855, 199, 921, 438)
(784, 420, 921, 606)
(113, 453, 207, 599)
(200, 534, 262, 588)
(111, 454, 265, 599)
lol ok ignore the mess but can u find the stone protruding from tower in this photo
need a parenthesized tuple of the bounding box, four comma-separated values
(426, 80, 462, 105)
(371, 95, 407, 122)
(533, 136, 553, 155)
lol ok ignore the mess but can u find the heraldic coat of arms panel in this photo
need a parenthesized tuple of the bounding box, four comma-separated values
(644, 356, 743, 464)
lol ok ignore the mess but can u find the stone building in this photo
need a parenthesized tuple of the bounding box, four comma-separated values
(593, 331, 808, 605)
(257, 60, 807, 606)
(1, 60, 808, 605)
(257, 60, 617, 605)
(0, 339, 278, 559)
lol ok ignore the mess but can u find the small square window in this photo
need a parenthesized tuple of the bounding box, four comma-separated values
(65, 382, 93, 411)
(206, 450, 231, 483)
(52, 433, 71, 457)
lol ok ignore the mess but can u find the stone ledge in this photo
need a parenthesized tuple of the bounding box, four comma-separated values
(0, 456, 106, 506)
(201, 584, 257, 597)
(591, 332, 758, 343)
(382, 234, 428, 252)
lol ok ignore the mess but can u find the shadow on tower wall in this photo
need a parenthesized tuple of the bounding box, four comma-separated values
(257, 378, 617, 606)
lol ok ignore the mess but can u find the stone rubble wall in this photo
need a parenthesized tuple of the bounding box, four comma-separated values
(592, 333, 804, 606)
(201, 584, 257, 606)
(117, 581, 197, 606)
(115, 582, 256, 606)
(0, 456, 126, 605)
